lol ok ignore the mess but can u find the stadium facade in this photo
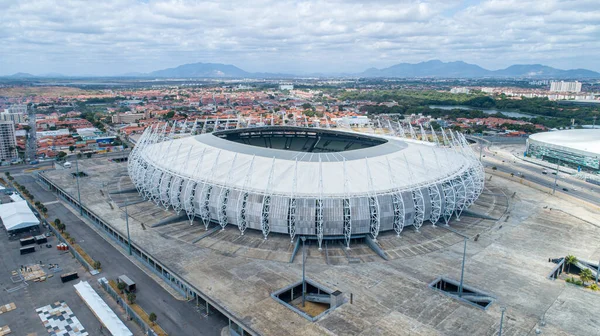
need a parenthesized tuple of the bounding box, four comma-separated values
(128, 124, 484, 248)
(526, 129, 600, 173)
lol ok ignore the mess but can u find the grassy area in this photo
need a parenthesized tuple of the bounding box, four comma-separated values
(108, 280, 168, 336)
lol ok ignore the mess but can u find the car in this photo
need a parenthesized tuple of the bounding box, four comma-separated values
(562, 188, 569, 192)
(552, 172, 557, 175)
(542, 171, 547, 175)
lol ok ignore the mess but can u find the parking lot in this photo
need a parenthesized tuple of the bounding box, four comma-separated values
(0, 188, 142, 335)
(7, 173, 227, 336)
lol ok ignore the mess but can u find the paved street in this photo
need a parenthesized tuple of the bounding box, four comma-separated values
(472, 138, 600, 205)
(14, 174, 228, 336)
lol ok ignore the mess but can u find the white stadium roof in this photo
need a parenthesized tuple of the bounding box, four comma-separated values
(0, 200, 39, 232)
(142, 130, 473, 198)
(528, 129, 600, 156)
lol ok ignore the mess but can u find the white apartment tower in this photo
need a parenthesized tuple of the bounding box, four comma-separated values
(1, 104, 28, 123)
(550, 81, 582, 93)
(0, 121, 18, 161)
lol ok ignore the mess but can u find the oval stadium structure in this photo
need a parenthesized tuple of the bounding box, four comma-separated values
(526, 129, 600, 173)
(127, 125, 484, 248)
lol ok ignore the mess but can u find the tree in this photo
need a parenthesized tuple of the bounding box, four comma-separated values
(163, 111, 175, 120)
(69, 145, 76, 153)
(86, 152, 92, 158)
(93, 261, 101, 270)
(54, 218, 61, 226)
(77, 153, 82, 159)
(580, 268, 593, 286)
(117, 281, 127, 294)
(57, 151, 67, 160)
(565, 255, 578, 274)
(4, 172, 9, 177)
(127, 292, 136, 304)
(149, 312, 157, 325)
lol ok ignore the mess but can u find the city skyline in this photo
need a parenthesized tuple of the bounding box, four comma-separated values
(1, 0, 600, 76)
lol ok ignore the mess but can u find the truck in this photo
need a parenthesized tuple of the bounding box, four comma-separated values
(117, 275, 136, 293)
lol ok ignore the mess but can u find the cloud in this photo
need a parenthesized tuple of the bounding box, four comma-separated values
(0, 0, 598, 75)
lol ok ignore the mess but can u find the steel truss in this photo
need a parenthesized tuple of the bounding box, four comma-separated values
(430, 125, 440, 145)
(386, 157, 406, 236)
(397, 122, 406, 138)
(199, 151, 222, 229)
(428, 185, 442, 225)
(315, 158, 324, 249)
(364, 158, 381, 240)
(342, 159, 352, 247)
(441, 179, 457, 225)
(419, 124, 428, 141)
(218, 154, 237, 230)
(408, 124, 418, 139)
(261, 158, 276, 239)
(287, 159, 298, 242)
(237, 156, 255, 235)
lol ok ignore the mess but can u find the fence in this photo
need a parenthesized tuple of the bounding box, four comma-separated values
(98, 277, 159, 336)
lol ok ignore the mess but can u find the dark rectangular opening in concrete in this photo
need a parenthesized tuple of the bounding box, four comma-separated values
(272, 279, 344, 322)
(429, 277, 494, 310)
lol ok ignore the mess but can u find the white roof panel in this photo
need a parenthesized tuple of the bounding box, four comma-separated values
(142, 132, 472, 198)
(0, 200, 39, 231)
(529, 129, 600, 156)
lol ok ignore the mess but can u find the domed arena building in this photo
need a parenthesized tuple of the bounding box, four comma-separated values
(127, 124, 484, 248)
(526, 128, 600, 173)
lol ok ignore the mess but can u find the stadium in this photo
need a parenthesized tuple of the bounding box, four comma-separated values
(526, 129, 600, 173)
(127, 125, 484, 248)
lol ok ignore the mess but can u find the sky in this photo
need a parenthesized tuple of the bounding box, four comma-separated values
(1, 0, 599, 76)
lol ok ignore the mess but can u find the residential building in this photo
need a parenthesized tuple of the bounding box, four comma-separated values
(0, 121, 18, 161)
(450, 87, 471, 94)
(111, 112, 147, 124)
(1, 104, 28, 123)
(550, 81, 582, 93)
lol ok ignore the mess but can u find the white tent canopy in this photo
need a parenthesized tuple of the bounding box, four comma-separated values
(0, 200, 39, 232)
(74, 281, 133, 336)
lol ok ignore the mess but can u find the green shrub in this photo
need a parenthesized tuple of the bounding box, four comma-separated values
(575, 280, 583, 286)
(566, 278, 572, 283)
(590, 283, 599, 291)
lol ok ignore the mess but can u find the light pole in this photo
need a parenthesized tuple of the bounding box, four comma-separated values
(499, 307, 506, 336)
(552, 159, 560, 195)
(459, 237, 467, 296)
(301, 236, 306, 308)
(75, 154, 82, 215)
(441, 225, 469, 297)
(125, 205, 132, 255)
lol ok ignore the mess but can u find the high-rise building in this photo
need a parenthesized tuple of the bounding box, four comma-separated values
(0, 121, 18, 162)
(550, 81, 582, 92)
(1, 104, 28, 123)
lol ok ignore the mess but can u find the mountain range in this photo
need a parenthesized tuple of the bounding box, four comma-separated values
(3, 60, 600, 79)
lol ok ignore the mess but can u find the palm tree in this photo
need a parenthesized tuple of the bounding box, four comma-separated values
(580, 268, 593, 286)
(565, 255, 578, 274)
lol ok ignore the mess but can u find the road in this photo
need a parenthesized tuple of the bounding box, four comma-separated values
(14, 174, 228, 336)
(471, 138, 600, 205)
(0, 150, 131, 175)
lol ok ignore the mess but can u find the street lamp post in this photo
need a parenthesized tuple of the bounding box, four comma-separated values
(552, 159, 560, 195)
(441, 225, 469, 297)
(499, 307, 506, 336)
(459, 237, 467, 297)
(75, 155, 82, 215)
(125, 205, 132, 255)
